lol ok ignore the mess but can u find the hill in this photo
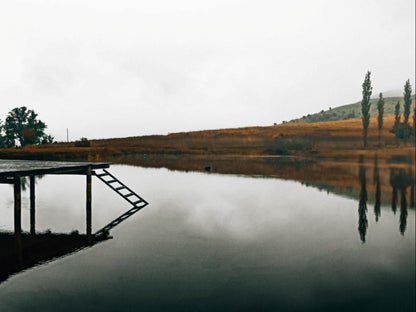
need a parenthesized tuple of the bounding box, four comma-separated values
(293, 95, 415, 123)
(0, 115, 414, 163)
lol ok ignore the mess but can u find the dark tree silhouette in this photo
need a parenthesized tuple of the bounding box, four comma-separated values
(413, 98, 416, 130)
(358, 155, 368, 243)
(390, 167, 412, 235)
(376, 93, 384, 143)
(399, 188, 408, 235)
(0, 119, 6, 148)
(403, 79, 412, 124)
(392, 101, 401, 133)
(410, 168, 415, 208)
(392, 186, 398, 214)
(361, 71, 372, 148)
(3, 107, 52, 147)
(373, 155, 381, 222)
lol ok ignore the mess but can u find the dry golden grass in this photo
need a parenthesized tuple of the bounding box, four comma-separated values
(0, 114, 414, 163)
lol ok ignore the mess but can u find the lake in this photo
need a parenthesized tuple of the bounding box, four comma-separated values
(0, 159, 415, 311)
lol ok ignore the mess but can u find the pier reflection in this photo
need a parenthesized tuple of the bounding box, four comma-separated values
(0, 201, 144, 284)
(0, 231, 109, 284)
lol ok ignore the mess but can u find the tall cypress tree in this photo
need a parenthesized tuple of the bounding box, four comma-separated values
(403, 79, 412, 124)
(393, 101, 401, 132)
(361, 71, 372, 148)
(377, 92, 384, 142)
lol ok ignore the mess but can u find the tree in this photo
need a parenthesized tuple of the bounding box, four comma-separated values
(391, 99, 413, 142)
(0, 119, 6, 148)
(403, 79, 412, 124)
(414, 99, 416, 130)
(377, 92, 384, 142)
(3, 107, 50, 147)
(361, 71, 372, 148)
(393, 101, 401, 132)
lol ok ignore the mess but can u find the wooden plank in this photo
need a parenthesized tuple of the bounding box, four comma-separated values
(0, 160, 110, 178)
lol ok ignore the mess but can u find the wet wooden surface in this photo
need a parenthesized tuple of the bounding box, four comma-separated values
(0, 160, 109, 177)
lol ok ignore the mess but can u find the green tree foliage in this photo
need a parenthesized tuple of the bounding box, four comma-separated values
(393, 101, 401, 132)
(377, 92, 384, 131)
(75, 137, 91, 147)
(0, 119, 6, 148)
(414, 100, 416, 130)
(2, 106, 53, 147)
(361, 71, 372, 148)
(403, 79, 412, 124)
(391, 90, 414, 142)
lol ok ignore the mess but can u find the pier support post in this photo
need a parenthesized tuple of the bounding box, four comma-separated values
(86, 166, 92, 243)
(30, 175, 36, 235)
(14, 176, 21, 236)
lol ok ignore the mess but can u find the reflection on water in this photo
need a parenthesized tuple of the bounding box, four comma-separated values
(357, 155, 414, 242)
(373, 155, 381, 222)
(0, 159, 414, 311)
(0, 184, 145, 285)
(400, 189, 408, 235)
(0, 232, 109, 284)
(358, 155, 368, 243)
(392, 186, 398, 214)
(109, 153, 415, 206)
(390, 167, 413, 235)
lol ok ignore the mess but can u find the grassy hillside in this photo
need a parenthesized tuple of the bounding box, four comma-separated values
(293, 95, 415, 123)
(0, 115, 414, 163)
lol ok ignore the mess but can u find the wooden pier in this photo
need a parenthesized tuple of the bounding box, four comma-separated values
(0, 160, 109, 239)
(0, 159, 149, 283)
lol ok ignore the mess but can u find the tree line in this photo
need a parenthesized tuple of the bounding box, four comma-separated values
(360, 72, 414, 148)
(0, 107, 54, 148)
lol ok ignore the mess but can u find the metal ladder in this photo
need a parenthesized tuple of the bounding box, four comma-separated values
(94, 169, 148, 237)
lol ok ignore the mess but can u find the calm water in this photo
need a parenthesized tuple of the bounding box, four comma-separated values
(0, 164, 414, 311)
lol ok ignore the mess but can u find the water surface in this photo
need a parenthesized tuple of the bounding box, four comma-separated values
(0, 162, 414, 311)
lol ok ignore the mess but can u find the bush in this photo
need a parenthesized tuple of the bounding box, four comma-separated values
(274, 136, 313, 155)
(390, 123, 414, 141)
(75, 137, 90, 147)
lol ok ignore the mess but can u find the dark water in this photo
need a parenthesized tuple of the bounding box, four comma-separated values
(0, 163, 414, 311)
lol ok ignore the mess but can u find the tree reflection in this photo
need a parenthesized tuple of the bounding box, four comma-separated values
(399, 188, 407, 235)
(410, 167, 415, 208)
(391, 186, 398, 214)
(358, 155, 368, 243)
(390, 168, 411, 235)
(373, 155, 381, 222)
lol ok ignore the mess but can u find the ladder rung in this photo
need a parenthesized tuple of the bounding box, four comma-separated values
(132, 200, 143, 205)
(106, 179, 117, 184)
(125, 193, 134, 197)
(97, 173, 109, 177)
(115, 186, 125, 191)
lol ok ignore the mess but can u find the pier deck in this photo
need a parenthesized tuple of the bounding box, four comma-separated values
(0, 160, 109, 178)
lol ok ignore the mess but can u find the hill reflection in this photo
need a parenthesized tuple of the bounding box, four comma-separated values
(111, 153, 415, 207)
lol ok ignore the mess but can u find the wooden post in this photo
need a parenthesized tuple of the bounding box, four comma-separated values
(30, 175, 36, 235)
(14, 176, 21, 236)
(86, 166, 92, 243)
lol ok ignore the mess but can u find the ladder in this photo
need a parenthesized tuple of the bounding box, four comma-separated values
(94, 169, 148, 237)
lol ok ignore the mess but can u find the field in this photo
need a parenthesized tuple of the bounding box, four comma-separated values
(0, 115, 414, 162)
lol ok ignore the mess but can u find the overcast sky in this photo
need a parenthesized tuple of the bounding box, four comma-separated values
(0, 0, 415, 141)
